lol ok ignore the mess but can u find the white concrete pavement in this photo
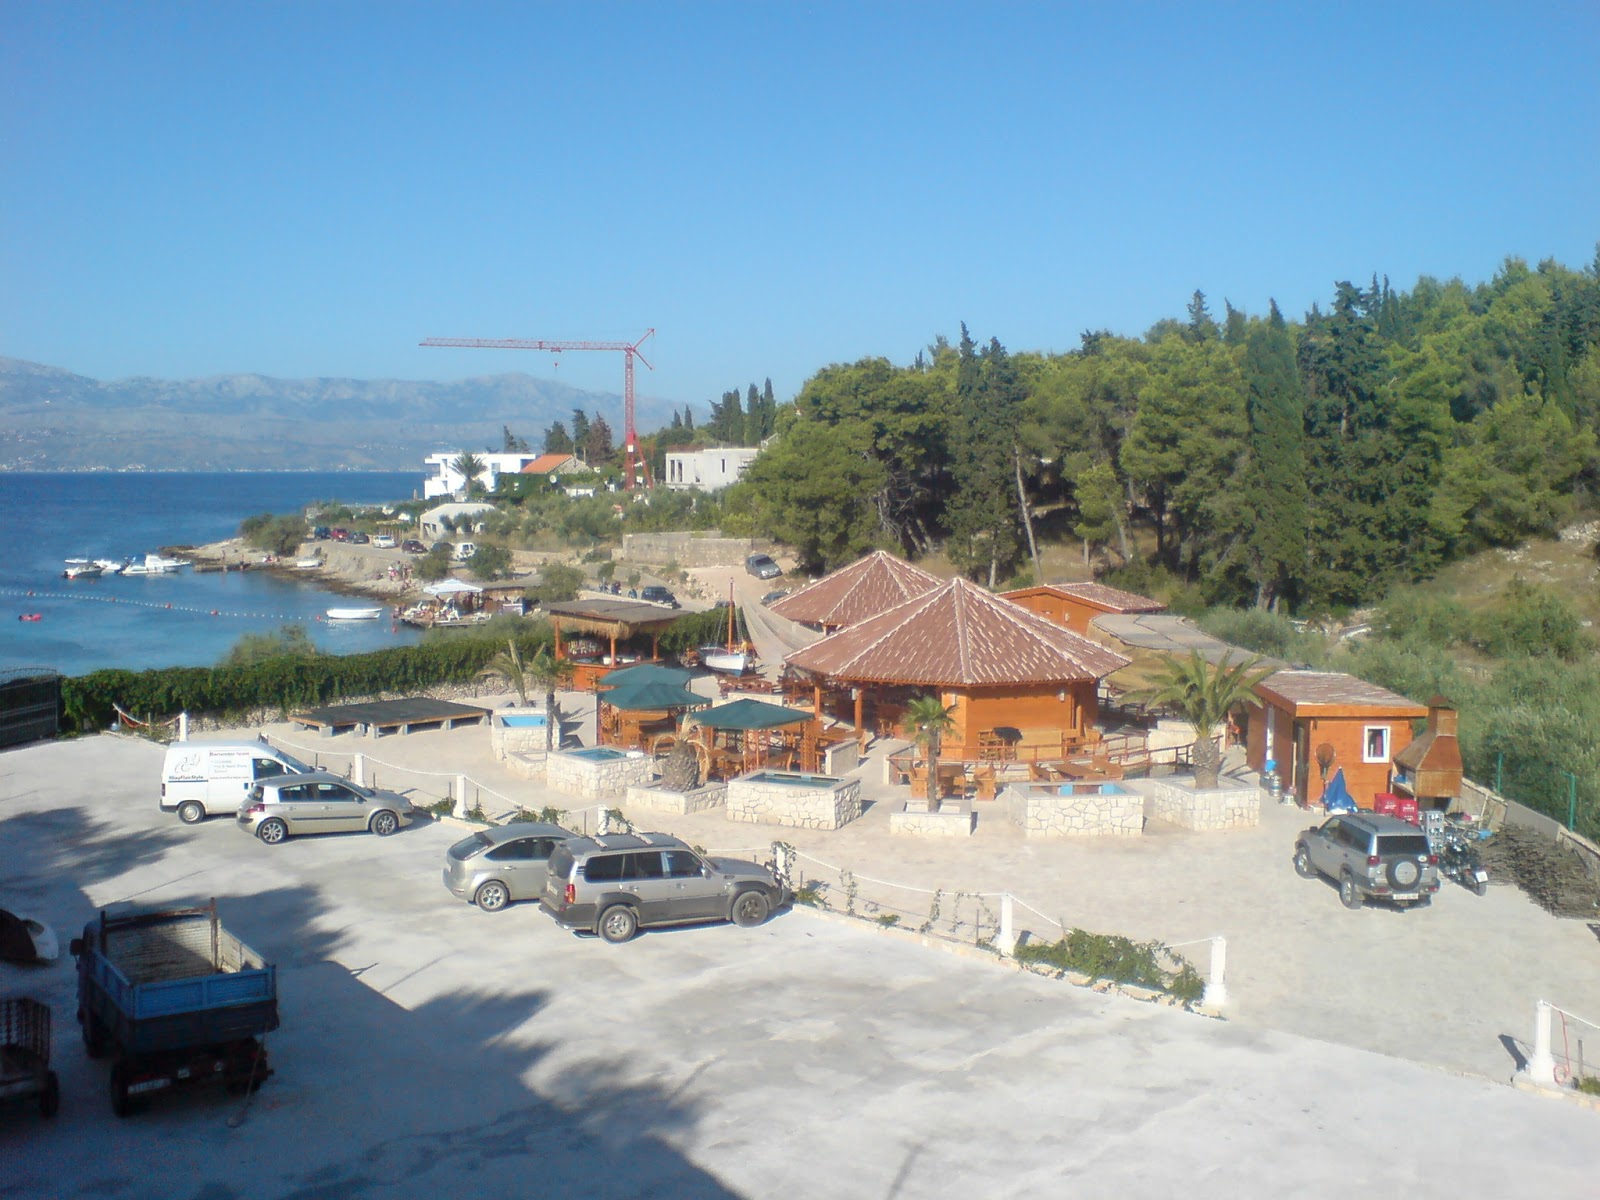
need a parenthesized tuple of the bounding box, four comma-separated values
(0, 733, 1595, 1198)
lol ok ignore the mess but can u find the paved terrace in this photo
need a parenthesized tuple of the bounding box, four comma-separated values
(250, 691, 1600, 1087)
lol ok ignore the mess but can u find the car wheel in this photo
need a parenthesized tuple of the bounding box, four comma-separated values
(177, 801, 205, 825)
(257, 819, 288, 846)
(730, 890, 771, 928)
(474, 880, 510, 912)
(598, 905, 639, 944)
(370, 810, 399, 837)
(1339, 872, 1364, 910)
(1293, 846, 1316, 879)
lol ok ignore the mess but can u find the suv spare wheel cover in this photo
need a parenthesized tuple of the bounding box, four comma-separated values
(1388, 858, 1421, 889)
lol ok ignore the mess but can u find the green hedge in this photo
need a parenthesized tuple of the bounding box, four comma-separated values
(61, 628, 555, 733)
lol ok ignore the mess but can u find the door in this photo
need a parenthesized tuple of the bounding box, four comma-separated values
(1293, 720, 1311, 804)
(486, 837, 559, 901)
(313, 781, 369, 832)
(617, 852, 679, 925)
(1308, 818, 1342, 875)
(663, 849, 723, 921)
(268, 782, 316, 833)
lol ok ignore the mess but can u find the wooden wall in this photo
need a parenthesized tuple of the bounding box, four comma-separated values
(944, 682, 1099, 756)
(1247, 702, 1416, 808)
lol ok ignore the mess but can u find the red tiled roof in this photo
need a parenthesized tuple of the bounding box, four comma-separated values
(769, 550, 941, 628)
(784, 577, 1131, 686)
(521, 453, 577, 474)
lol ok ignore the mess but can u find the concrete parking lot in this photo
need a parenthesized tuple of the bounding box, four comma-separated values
(0, 734, 1596, 1198)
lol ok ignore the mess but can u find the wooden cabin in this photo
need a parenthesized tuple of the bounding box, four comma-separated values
(1001, 582, 1166, 637)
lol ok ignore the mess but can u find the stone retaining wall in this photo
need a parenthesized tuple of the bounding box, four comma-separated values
(889, 800, 975, 837)
(725, 775, 862, 830)
(625, 783, 728, 815)
(1003, 783, 1143, 838)
(1135, 777, 1261, 831)
(545, 748, 654, 800)
(621, 532, 753, 567)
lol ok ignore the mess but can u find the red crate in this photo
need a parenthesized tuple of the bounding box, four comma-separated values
(1373, 793, 1400, 816)
(1393, 796, 1419, 824)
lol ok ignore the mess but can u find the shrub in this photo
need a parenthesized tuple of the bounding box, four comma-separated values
(220, 625, 320, 667)
(469, 544, 513, 580)
(239, 512, 309, 557)
(526, 563, 584, 605)
(1013, 929, 1204, 1004)
(1374, 592, 1471, 648)
(1470, 578, 1591, 661)
(1197, 607, 1324, 662)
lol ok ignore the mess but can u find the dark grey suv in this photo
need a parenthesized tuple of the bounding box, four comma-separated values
(540, 832, 787, 943)
(1294, 813, 1440, 909)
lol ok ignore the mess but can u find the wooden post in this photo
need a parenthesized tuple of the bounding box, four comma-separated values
(553, 616, 565, 660)
(812, 683, 823, 718)
(853, 688, 865, 751)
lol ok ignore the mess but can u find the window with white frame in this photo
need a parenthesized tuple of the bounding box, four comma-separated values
(1362, 725, 1391, 764)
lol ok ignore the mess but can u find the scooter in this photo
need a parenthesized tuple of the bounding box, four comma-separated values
(1438, 831, 1489, 896)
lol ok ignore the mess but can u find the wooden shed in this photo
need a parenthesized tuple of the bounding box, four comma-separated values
(1247, 671, 1427, 809)
(1001, 582, 1166, 637)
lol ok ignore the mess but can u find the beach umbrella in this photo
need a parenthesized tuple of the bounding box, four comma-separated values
(600, 680, 710, 712)
(599, 663, 693, 690)
(424, 579, 483, 596)
(689, 698, 814, 730)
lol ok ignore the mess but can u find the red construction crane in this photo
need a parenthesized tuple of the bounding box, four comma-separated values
(421, 328, 656, 488)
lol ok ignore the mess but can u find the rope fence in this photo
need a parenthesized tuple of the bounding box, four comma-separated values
(1521, 999, 1600, 1090)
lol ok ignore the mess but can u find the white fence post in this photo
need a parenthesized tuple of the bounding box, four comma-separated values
(997, 893, 1017, 956)
(1202, 936, 1229, 1009)
(352, 754, 365, 787)
(454, 773, 469, 820)
(178, 712, 189, 741)
(1519, 999, 1559, 1088)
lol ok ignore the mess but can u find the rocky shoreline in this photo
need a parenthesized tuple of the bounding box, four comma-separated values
(174, 538, 423, 604)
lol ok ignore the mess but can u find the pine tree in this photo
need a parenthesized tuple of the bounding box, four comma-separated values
(585, 414, 614, 466)
(1240, 301, 1309, 608)
(945, 326, 1022, 585)
(544, 421, 573, 454)
(571, 410, 591, 456)
(1186, 290, 1218, 342)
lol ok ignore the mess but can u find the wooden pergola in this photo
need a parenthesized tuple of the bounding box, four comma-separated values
(543, 599, 688, 691)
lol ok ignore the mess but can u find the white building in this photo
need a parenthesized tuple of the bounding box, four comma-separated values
(423, 451, 545, 499)
(419, 502, 496, 541)
(663, 447, 760, 492)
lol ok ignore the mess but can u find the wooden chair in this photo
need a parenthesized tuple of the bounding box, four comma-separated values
(970, 764, 999, 801)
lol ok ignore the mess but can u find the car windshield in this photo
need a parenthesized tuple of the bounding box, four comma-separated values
(1379, 834, 1431, 857)
(449, 832, 492, 860)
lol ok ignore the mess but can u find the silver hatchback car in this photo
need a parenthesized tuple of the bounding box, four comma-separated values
(442, 822, 572, 912)
(237, 771, 415, 844)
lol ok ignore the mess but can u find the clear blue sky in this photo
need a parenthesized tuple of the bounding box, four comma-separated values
(4, 2, 1596, 411)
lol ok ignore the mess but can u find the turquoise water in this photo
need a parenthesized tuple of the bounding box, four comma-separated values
(0, 472, 424, 676)
(745, 771, 837, 788)
(499, 713, 548, 728)
(566, 746, 629, 762)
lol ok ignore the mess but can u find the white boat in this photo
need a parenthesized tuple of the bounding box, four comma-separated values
(295, 557, 323, 569)
(326, 606, 385, 621)
(94, 558, 126, 575)
(699, 646, 753, 674)
(62, 561, 102, 580)
(122, 553, 188, 575)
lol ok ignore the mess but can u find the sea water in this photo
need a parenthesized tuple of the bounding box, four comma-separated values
(0, 472, 429, 677)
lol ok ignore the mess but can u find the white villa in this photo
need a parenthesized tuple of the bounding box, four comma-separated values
(419, 502, 496, 540)
(663, 447, 760, 492)
(423, 451, 545, 499)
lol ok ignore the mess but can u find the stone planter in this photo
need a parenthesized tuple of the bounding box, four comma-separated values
(1134, 775, 1261, 830)
(889, 798, 975, 837)
(725, 770, 862, 830)
(490, 709, 553, 761)
(1002, 781, 1143, 838)
(625, 782, 728, 815)
(545, 746, 654, 800)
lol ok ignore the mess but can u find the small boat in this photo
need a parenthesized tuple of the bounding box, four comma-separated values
(294, 557, 323, 569)
(699, 585, 757, 674)
(326, 606, 384, 621)
(18, 613, 42, 622)
(94, 558, 127, 575)
(122, 553, 188, 575)
(62, 561, 102, 580)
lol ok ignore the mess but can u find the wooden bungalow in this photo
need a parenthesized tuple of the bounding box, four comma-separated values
(769, 550, 941, 633)
(1247, 671, 1427, 809)
(543, 599, 688, 691)
(784, 577, 1131, 759)
(1001, 582, 1165, 637)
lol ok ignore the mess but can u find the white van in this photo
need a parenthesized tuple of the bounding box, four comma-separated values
(453, 542, 477, 561)
(161, 740, 314, 824)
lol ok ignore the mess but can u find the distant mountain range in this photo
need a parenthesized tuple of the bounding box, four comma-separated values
(0, 357, 678, 471)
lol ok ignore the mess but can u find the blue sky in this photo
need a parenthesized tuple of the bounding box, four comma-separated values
(4, 2, 1596, 413)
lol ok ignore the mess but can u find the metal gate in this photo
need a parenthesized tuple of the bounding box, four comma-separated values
(0, 668, 60, 749)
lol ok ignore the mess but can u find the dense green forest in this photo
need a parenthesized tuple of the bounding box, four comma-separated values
(711, 252, 1600, 611)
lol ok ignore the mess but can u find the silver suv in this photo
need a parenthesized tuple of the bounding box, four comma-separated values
(1294, 813, 1440, 909)
(443, 822, 572, 912)
(540, 832, 787, 943)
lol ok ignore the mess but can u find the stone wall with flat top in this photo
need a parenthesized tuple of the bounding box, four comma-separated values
(725, 775, 862, 830)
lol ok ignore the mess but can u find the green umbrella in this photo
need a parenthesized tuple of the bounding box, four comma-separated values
(601, 680, 710, 712)
(690, 698, 814, 730)
(599, 663, 693, 690)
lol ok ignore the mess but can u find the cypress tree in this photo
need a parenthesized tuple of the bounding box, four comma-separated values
(1241, 301, 1309, 608)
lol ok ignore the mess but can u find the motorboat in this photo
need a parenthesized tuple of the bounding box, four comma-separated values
(294, 557, 323, 569)
(62, 560, 102, 580)
(94, 558, 127, 575)
(326, 606, 385, 621)
(122, 553, 188, 575)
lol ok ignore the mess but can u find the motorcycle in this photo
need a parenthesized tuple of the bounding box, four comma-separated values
(1438, 830, 1489, 896)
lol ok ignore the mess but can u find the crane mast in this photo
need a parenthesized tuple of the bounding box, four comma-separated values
(421, 329, 655, 488)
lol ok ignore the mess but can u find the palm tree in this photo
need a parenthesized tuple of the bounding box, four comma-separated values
(1133, 651, 1273, 788)
(452, 451, 487, 499)
(486, 639, 531, 706)
(524, 648, 575, 753)
(901, 695, 956, 805)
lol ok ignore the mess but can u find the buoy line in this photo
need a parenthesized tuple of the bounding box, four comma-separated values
(2, 586, 334, 622)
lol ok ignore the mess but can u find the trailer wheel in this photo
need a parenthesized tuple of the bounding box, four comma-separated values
(83, 1013, 109, 1059)
(39, 1071, 59, 1118)
(109, 1062, 134, 1118)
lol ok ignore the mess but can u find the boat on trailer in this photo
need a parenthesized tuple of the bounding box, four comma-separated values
(698, 586, 757, 674)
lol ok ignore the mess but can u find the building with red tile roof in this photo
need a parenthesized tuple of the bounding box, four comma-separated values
(769, 550, 942, 632)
